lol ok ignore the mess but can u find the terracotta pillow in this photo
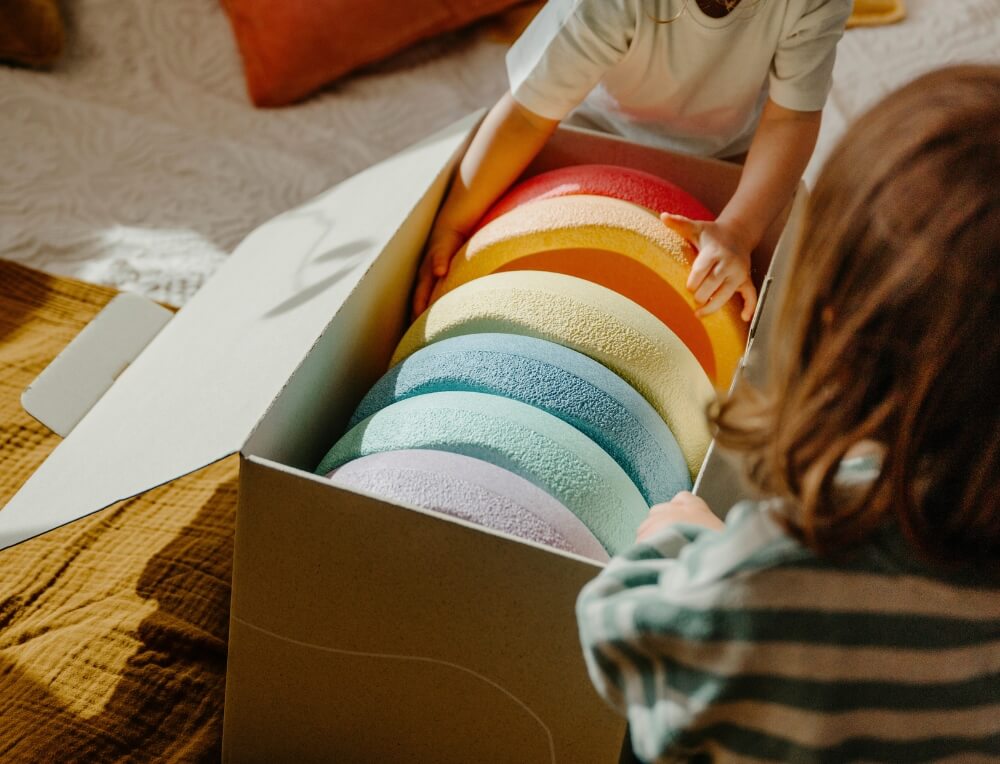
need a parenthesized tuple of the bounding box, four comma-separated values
(0, 0, 65, 68)
(220, 0, 525, 108)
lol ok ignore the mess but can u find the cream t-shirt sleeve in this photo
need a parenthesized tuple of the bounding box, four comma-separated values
(769, 0, 852, 112)
(505, 0, 635, 121)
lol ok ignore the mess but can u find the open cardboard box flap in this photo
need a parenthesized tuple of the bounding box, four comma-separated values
(0, 112, 484, 552)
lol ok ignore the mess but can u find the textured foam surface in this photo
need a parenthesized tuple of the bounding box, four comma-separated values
(327, 449, 609, 562)
(395, 272, 715, 477)
(316, 391, 650, 555)
(478, 164, 714, 228)
(433, 194, 747, 386)
(352, 333, 690, 504)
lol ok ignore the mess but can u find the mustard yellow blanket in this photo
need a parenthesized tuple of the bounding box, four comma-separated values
(0, 261, 232, 762)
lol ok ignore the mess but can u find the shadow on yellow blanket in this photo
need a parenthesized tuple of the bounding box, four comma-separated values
(0, 261, 233, 761)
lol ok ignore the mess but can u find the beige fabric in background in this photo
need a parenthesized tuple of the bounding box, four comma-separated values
(0, 0, 996, 304)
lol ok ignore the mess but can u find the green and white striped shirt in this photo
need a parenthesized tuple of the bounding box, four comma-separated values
(576, 497, 1000, 762)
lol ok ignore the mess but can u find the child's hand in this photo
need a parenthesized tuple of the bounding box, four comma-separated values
(412, 221, 466, 319)
(636, 491, 724, 542)
(661, 213, 757, 321)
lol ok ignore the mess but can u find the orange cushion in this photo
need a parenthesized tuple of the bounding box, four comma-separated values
(0, 0, 64, 68)
(220, 0, 524, 107)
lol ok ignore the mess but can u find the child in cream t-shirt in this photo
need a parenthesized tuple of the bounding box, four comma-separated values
(413, 0, 852, 321)
(510, 0, 849, 157)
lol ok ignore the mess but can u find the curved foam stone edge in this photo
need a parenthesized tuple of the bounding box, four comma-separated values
(395, 271, 716, 477)
(478, 163, 715, 228)
(433, 195, 747, 385)
(328, 449, 610, 562)
(351, 332, 691, 504)
(317, 390, 651, 555)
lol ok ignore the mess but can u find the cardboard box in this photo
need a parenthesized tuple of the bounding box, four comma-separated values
(1, 113, 806, 762)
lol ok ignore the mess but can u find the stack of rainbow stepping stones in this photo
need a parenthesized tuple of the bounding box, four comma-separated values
(316, 165, 749, 562)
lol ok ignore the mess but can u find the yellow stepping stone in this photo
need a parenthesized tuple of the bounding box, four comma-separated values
(397, 270, 716, 478)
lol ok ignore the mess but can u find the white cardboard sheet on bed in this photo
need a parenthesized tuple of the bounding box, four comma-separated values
(21, 293, 174, 438)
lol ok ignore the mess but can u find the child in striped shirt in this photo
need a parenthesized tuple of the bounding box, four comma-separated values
(577, 65, 1000, 763)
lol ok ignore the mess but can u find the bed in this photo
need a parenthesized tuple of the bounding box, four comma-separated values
(0, 0, 997, 760)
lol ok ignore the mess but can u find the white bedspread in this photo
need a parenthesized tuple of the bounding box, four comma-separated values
(2, 0, 998, 306)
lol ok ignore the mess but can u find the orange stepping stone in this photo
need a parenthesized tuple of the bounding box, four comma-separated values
(432, 194, 748, 387)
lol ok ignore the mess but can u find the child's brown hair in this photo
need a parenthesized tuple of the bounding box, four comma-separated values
(715, 65, 1000, 569)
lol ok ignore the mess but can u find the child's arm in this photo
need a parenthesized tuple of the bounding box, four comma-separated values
(576, 499, 796, 761)
(663, 100, 822, 321)
(412, 92, 559, 317)
(577, 493, 730, 716)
